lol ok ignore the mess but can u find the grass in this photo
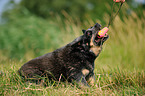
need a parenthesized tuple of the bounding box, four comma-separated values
(0, 4, 145, 95)
(0, 61, 144, 95)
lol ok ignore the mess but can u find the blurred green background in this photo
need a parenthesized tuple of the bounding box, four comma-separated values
(0, 0, 145, 70)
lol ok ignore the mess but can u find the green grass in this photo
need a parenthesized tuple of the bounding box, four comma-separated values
(0, 4, 145, 95)
(0, 61, 144, 95)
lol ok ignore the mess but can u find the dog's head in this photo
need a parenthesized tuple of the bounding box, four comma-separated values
(70, 23, 109, 57)
(82, 23, 109, 56)
(82, 23, 109, 47)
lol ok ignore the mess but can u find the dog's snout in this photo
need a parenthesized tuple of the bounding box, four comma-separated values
(94, 23, 101, 30)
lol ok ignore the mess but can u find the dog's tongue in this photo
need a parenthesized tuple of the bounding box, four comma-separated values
(97, 27, 109, 38)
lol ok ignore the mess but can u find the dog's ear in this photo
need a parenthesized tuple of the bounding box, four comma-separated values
(82, 30, 86, 34)
(82, 29, 92, 36)
(69, 36, 83, 47)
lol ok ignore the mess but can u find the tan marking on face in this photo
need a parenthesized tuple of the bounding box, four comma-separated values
(90, 35, 102, 56)
(78, 42, 80, 45)
(90, 35, 95, 47)
(82, 69, 89, 76)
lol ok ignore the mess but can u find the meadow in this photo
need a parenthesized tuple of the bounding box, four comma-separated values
(0, 4, 145, 95)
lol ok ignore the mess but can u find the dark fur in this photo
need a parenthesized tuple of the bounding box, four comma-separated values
(18, 23, 109, 87)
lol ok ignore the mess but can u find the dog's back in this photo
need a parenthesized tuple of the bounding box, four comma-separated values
(18, 45, 68, 81)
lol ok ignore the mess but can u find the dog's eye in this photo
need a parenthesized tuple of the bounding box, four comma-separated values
(87, 31, 92, 36)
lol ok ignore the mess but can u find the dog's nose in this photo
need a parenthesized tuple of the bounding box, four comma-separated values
(94, 23, 101, 29)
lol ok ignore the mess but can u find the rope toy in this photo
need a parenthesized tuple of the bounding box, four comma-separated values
(113, 0, 125, 3)
(97, 27, 109, 38)
(97, 0, 125, 38)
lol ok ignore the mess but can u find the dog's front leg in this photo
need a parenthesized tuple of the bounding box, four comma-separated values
(69, 72, 89, 87)
(86, 72, 95, 86)
(76, 76, 89, 87)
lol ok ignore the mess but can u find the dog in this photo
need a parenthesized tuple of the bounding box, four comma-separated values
(18, 23, 109, 87)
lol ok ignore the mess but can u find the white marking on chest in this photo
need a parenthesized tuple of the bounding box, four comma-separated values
(82, 69, 90, 76)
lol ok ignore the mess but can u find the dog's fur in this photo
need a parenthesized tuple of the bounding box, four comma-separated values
(18, 23, 109, 87)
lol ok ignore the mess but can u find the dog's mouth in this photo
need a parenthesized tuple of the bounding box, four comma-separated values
(93, 33, 109, 46)
(85, 23, 109, 47)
